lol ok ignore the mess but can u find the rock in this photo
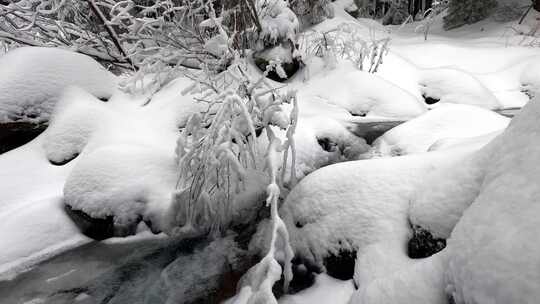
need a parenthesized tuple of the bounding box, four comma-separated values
(64, 204, 140, 240)
(422, 94, 440, 105)
(323, 249, 357, 280)
(253, 43, 301, 82)
(0, 121, 47, 154)
(407, 225, 446, 259)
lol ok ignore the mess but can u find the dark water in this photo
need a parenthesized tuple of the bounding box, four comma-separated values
(0, 234, 253, 304)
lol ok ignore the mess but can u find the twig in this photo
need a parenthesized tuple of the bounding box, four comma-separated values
(86, 0, 134, 68)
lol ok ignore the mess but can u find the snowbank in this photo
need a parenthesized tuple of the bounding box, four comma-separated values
(0, 135, 89, 280)
(0, 47, 117, 124)
(445, 97, 540, 304)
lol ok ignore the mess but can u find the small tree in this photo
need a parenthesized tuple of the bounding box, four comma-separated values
(290, 0, 334, 24)
(443, 0, 498, 30)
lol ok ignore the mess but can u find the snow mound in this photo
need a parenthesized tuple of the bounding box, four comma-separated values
(43, 88, 109, 164)
(419, 68, 501, 109)
(371, 104, 509, 156)
(280, 147, 474, 269)
(291, 116, 370, 179)
(297, 65, 427, 120)
(0, 47, 117, 124)
(63, 144, 178, 231)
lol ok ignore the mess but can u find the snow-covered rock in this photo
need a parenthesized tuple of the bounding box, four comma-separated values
(291, 116, 370, 179)
(419, 68, 501, 109)
(279, 146, 475, 270)
(371, 104, 509, 156)
(0, 47, 116, 124)
(296, 65, 427, 120)
(63, 144, 178, 237)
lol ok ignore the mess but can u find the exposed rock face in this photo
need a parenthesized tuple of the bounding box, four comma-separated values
(323, 249, 357, 280)
(0, 121, 46, 154)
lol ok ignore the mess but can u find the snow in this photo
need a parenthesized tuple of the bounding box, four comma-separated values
(290, 116, 370, 179)
(0, 136, 89, 280)
(428, 131, 503, 152)
(296, 64, 427, 120)
(0, 76, 204, 277)
(444, 96, 540, 304)
(0, 47, 117, 124)
(63, 144, 177, 230)
(351, 251, 447, 304)
(280, 145, 477, 268)
(371, 104, 509, 156)
(279, 274, 355, 304)
(408, 150, 486, 239)
(419, 68, 501, 109)
(3, 2, 540, 303)
(258, 0, 299, 47)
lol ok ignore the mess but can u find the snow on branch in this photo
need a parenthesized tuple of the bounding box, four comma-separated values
(298, 22, 390, 73)
(167, 59, 298, 235)
(0, 0, 130, 67)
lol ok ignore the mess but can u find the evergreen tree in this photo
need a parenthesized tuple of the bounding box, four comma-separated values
(443, 0, 498, 30)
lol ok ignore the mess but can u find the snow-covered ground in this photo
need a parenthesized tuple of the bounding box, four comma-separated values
(2, 0, 540, 303)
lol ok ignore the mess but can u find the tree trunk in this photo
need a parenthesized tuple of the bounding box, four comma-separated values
(534, 0, 540, 12)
